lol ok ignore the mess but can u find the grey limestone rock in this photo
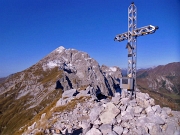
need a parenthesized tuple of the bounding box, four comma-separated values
(99, 124, 112, 135)
(134, 106, 143, 114)
(89, 106, 104, 122)
(62, 89, 78, 98)
(46, 46, 122, 97)
(152, 105, 162, 113)
(162, 107, 172, 115)
(147, 114, 165, 125)
(85, 128, 102, 135)
(111, 96, 121, 105)
(113, 125, 123, 135)
(108, 131, 118, 135)
(99, 102, 120, 124)
(123, 128, 129, 134)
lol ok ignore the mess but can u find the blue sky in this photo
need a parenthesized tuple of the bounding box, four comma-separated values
(0, 0, 179, 77)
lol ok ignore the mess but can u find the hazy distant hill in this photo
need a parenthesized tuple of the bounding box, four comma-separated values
(137, 62, 180, 110)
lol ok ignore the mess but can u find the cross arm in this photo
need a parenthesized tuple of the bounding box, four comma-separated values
(114, 25, 159, 42)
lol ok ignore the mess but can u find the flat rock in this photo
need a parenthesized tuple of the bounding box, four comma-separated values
(134, 106, 143, 114)
(152, 105, 161, 113)
(99, 102, 120, 124)
(147, 114, 165, 125)
(113, 125, 123, 135)
(99, 124, 112, 135)
(121, 111, 134, 121)
(115, 114, 122, 123)
(85, 128, 102, 135)
(120, 98, 129, 105)
(165, 122, 176, 135)
(76, 89, 90, 98)
(150, 124, 163, 135)
(89, 106, 104, 122)
(162, 107, 172, 115)
(111, 96, 120, 105)
(108, 131, 118, 135)
(149, 98, 155, 106)
(62, 89, 78, 98)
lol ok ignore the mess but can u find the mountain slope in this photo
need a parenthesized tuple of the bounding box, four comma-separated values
(0, 46, 122, 135)
(137, 62, 180, 110)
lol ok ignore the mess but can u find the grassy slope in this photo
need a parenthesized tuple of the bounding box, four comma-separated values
(15, 96, 89, 135)
(0, 66, 64, 135)
(0, 88, 63, 135)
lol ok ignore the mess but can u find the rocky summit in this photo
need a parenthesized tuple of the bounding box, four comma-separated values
(23, 88, 180, 135)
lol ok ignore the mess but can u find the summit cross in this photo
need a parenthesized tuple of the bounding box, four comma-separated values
(114, 2, 158, 98)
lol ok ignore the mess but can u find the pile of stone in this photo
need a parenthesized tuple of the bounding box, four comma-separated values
(25, 88, 180, 135)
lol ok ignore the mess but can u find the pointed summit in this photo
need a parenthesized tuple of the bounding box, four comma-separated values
(55, 46, 65, 53)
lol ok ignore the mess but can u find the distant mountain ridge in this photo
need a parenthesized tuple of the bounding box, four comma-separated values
(137, 62, 180, 110)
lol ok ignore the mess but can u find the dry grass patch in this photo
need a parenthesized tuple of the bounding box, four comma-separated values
(35, 131, 45, 135)
(19, 95, 90, 135)
(78, 85, 89, 91)
(168, 113, 174, 117)
(54, 96, 89, 113)
(13, 89, 63, 135)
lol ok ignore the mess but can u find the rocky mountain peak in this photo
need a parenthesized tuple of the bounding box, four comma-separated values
(55, 46, 65, 53)
(0, 46, 122, 134)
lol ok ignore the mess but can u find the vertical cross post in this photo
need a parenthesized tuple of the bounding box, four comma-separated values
(128, 2, 137, 97)
(114, 2, 158, 99)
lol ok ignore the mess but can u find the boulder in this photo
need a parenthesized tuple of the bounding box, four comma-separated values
(121, 89, 128, 98)
(165, 122, 176, 135)
(62, 89, 78, 98)
(147, 114, 165, 125)
(99, 124, 112, 135)
(123, 128, 129, 134)
(121, 111, 134, 121)
(149, 98, 155, 106)
(119, 104, 127, 111)
(128, 99, 137, 107)
(136, 116, 150, 127)
(99, 102, 120, 124)
(152, 105, 162, 113)
(76, 89, 90, 98)
(162, 107, 172, 115)
(111, 96, 120, 105)
(134, 106, 143, 114)
(135, 126, 148, 135)
(85, 128, 102, 135)
(79, 121, 90, 129)
(28, 122, 36, 130)
(89, 106, 104, 122)
(108, 131, 118, 135)
(113, 125, 123, 135)
(120, 98, 129, 105)
(150, 124, 163, 135)
(145, 106, 155, 115)
(116, 114, 122, 123)
(121, 121, 131, 129)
